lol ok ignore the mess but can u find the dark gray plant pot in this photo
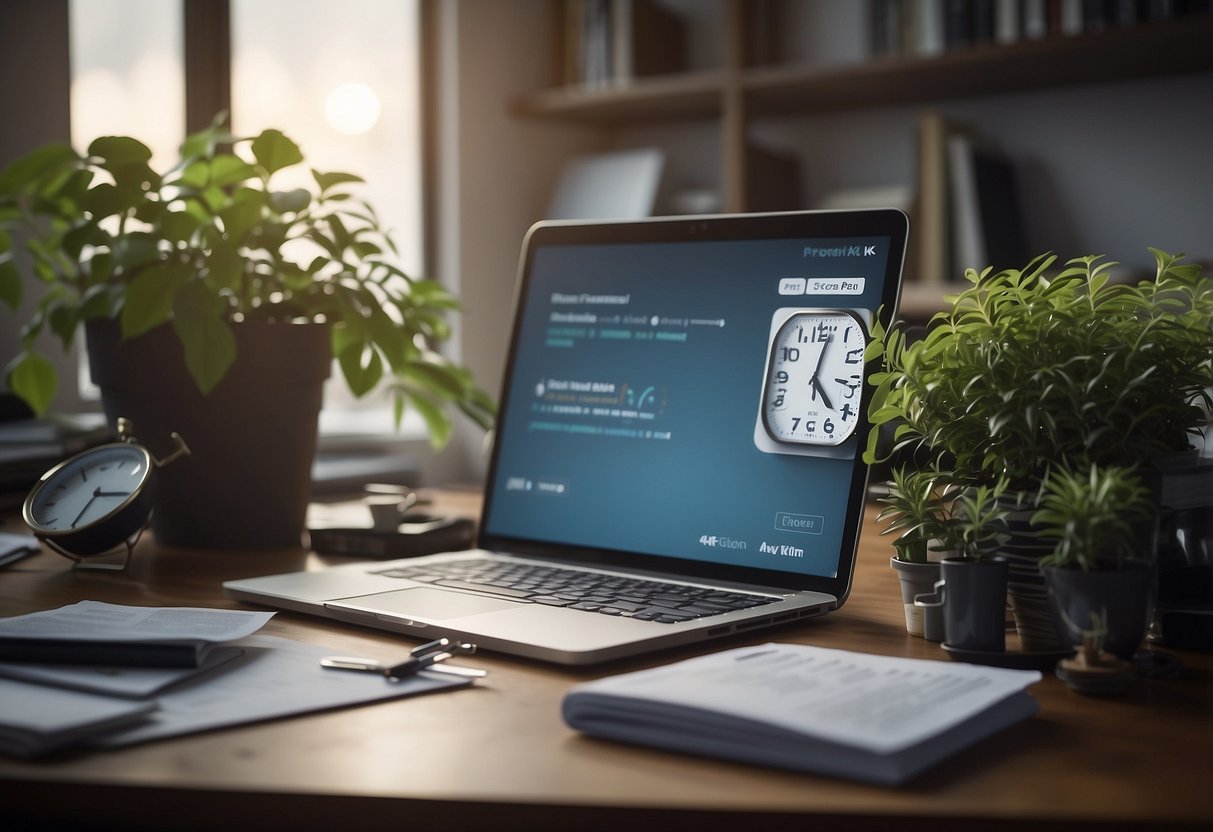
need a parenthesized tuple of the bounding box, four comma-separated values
(1043, 559, 1156, 659)
(890, 557, 941, 637)
(939, 556, 1008, 653)
(86, 318, 331, 550)
(994, 501, 1068, 653)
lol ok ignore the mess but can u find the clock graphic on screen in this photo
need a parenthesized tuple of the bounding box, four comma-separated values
(754, 308, 869, 458)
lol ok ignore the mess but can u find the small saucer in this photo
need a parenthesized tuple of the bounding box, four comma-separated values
(941, 643, 1070, 671)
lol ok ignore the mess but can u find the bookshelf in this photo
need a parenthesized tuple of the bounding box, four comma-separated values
(512, 8, 1210, 213)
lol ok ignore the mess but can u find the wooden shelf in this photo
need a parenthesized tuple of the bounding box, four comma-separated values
(512, 16, 1210, 125)
(510, 69, 727, 124)
(745, 15, 1211, 117)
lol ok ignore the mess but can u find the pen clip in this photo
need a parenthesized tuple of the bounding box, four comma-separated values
(385, 639, 477, 679)
(320, 639, 483, 680)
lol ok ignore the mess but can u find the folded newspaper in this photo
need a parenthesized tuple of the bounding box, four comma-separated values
(562, 643, 1041, 785)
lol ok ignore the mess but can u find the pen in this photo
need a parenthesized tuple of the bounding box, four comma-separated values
(321, 638, 485, 680)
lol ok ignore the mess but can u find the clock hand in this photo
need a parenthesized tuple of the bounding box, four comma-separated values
(72, 486, 102, 527)
(806, 334, 832, 405)
(811, 376, 834, 410)
(808, 334, 830, 378)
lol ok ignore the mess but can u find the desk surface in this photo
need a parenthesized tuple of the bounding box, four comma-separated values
(1, 489, 1210, 832)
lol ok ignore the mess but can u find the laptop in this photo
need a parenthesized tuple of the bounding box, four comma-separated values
(225, 209, 908, 665)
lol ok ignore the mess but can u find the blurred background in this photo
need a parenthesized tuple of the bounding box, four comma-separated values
(2, 0, 1211, 489)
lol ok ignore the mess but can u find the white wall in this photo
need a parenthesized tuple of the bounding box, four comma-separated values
(427, 0, 603, 483)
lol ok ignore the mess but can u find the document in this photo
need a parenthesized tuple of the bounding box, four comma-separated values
(562, 643, 1041, 785)
(0, 635, 471, 757)
(0, 601, 275, 667)
(0, 647, 246, 698)
(89, 635, 470, 748)
(0, 678, 156, 758)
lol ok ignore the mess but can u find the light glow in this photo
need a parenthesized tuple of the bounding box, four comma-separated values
(323, 82, 382, 136)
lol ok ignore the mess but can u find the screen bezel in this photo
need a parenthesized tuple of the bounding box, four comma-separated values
(478, 209, 908, 606)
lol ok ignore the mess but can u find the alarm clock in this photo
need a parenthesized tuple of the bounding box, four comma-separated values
(754, 308, 869, 458)
(23, 419, 189, 569)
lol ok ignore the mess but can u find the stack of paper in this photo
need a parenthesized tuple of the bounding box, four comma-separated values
(0, 600, 274, 667)
(0, 602, 471, 757)
(563, 643, 1041, 785)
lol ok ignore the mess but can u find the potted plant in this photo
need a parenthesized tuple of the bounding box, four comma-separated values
(1034, 463, 1156, 659)
(877, 465, 957, 636)
(864, 249, 1212, 650)
(0, 116, 494, 549)
(936, 481, 1012, 652)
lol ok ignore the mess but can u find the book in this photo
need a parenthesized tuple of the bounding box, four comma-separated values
(563, 643, 1041, 785)
(912, 110, 954, 284)
(610, 0, 687, 82)
(0, 601, 275, 668)
(947, 133, 1028, 274)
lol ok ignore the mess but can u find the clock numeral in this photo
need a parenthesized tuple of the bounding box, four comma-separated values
(775, 370, 788, 384)
(835, 375, 861, 400)
(779, 346, 800, 362)
(845, 347, 864, 365)
(772, 389, 786, 409)
(823, 418, 835, 435)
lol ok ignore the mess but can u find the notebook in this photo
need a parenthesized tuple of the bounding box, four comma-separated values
(225, 209, 908, 665)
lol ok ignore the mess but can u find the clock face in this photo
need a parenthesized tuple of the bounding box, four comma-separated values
(761, 310, 868, 446)
(25, 444, 152, 533)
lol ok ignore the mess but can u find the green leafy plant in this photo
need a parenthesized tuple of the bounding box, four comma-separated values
(864, 249, 1213, 494)
(877, 466, 1010, 562)
(1034, 464, 1153, 572)
(946, 479, 1011, 561)
(0, 115, 493, 447)
(876, 465, 959, 563)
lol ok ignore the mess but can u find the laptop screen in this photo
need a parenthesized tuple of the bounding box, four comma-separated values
(480, 210, 907, 598)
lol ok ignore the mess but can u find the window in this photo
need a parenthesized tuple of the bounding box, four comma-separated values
(70, 0, 184, 171)
(232, 0, 425, 437)
(68, 0, 427, 438)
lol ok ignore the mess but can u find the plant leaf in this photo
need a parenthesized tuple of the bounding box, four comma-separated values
(120, 260, 190, 338)
(87, 136, 153, 167)
(172, 282, 236, 394)
(405, 390, 452, 449)
(337, 340, 383, 397)
(312, 170, 364, 192)
(250, 129, 304, 176)
(0, 257, 21, 310)
(0, 143, 78, 193)
(6, 351, 57, 415)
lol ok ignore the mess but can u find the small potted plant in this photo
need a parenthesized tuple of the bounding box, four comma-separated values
(932, 481, 1011, 653)
(1034, 463, 1155, 659)
(0, 116, 495, 549)
(877, 465, 957, 636)
(865, 249, 1213, 650)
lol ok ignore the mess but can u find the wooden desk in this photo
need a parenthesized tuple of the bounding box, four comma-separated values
(1, 490, 1210, 832)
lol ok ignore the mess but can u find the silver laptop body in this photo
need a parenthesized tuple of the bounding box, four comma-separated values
(225, 209, 908, 665)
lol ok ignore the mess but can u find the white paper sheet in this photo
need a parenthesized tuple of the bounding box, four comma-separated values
(0, 646, 245, 697)
(567, 643, 1041, 754)
(0, 600, 274, 643)
(90, 635, 470, 747)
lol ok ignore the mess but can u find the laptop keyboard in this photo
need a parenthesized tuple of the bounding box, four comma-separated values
(374, 559, 780, 624)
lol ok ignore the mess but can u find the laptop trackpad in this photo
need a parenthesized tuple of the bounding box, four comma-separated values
(339, 587, 520, 620)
